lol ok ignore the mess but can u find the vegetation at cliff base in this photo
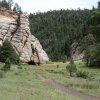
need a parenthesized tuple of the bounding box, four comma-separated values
(0, 40, 19, 64)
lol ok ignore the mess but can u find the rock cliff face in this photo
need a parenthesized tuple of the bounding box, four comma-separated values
(0, 9, 49, 64)
(70, 42, 84, 60)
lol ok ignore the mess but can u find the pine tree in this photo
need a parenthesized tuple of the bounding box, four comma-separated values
(84, 1, 100, 67)
(2, 58, 11, 71)
(13, 3, 22, 14)
(8, 0, 13, 9)
(0, 0, 9, 9)
(0, 40, 19, 64)
(66, 59, 77, 76)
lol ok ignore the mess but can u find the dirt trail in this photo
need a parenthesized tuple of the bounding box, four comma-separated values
(38, 75, 100, 100)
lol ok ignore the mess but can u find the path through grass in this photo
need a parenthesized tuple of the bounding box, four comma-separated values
(0, 63, 81, 100)
(34, 61, 100, 97)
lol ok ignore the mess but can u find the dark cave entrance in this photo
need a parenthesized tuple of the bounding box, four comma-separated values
(28, 61, 36, 65)
(28, 61, 40, 66)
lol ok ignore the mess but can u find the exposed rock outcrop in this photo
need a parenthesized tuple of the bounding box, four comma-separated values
(0, 8, 49, 64)
(70, 42, 84, 60)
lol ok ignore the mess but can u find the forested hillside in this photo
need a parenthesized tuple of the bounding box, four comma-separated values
(29, 9, 92, 61)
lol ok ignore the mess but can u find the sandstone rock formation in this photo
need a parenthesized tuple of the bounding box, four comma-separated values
(0, 8, 49, 64)
(70, 42, 84, 60)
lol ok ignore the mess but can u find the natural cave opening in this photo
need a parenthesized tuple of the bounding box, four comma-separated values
(28, 61, 36, 65)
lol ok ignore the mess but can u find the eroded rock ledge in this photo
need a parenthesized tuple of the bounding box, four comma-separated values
(0, 8, 49, 64)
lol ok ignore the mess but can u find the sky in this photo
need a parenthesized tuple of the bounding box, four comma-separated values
(13, 0, 99, 13)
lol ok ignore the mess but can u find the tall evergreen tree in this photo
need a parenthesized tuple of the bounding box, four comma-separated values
(0, 40, 19, 64)
(84, 1, 100, 67)
(8, 0, 13, 9)
(13, 3, 22, 14)
(0, 0, 9, 9)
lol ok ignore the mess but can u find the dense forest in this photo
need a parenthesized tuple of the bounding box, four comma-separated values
(29, 3, 100, 66)
(29, 9, 92, 61)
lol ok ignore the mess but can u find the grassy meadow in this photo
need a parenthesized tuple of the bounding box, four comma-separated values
(0, 63, 81, 100)
(0, 61, 100, 100)
(34, 61, 100, 97)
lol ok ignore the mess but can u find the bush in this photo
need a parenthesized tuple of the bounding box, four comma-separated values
(0, 70, 5, 78)
(2, 58, 11, 71)
(66, 59, 77, 76)
(76, 70, 89, 79)
(62, 56, 67, 63)
(0, 40, 19, 64)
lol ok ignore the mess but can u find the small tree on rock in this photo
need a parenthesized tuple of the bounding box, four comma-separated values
(8, 0, 13, 9)
(13, 3, 22, 14)
(0, 0, 9, 9)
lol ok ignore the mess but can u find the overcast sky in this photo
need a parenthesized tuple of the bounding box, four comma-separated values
(13, 0, 99, 13)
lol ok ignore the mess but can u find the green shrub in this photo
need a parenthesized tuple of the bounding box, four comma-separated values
(62, 56, 67, 63)
(76, 70, 89, 79)
(66, 59, 77, 76)
(2, 58, 11, 71)
(0, 70, 5, 78)
(84, 45, 100, 67)
(0, 40, 19, 64)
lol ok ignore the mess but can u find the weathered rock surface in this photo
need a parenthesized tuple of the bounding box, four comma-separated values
(70, 42, 84, 60)
(0, 9, 49, 64)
